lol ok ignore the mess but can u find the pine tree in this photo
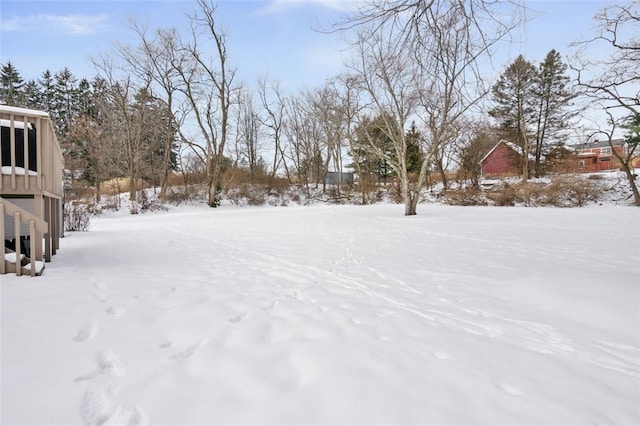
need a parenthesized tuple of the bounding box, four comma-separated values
(54, 67, 79, 137)
(38, 70, 56, 114)
(23, 80, 42, 109)
(0, 61, 25, 106)
(489, 55, 539, 180)
(532, 49, 576, 177)
(405, 122, 423, 177)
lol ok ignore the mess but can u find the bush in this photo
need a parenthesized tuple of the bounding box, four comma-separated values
(485, 183, 517, 206)
(137, 190, 168, 213)
(540, 176, 600, 207)
(442, 188, 488, 206)
(445, 177, 601, 207)
(65, 203, 90, 232)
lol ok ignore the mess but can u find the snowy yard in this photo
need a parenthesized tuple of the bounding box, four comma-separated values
(1, 204, 639, 425)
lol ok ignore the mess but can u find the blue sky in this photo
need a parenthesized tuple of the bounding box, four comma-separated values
(0, 0, 610, 91)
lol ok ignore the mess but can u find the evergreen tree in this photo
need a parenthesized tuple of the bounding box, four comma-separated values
(405, 122, 423, 176)
(489, 55, 539, 180)
(38, 70, 56, 114)
(353, 114, 397, 182)
(23, 80, 42, 109)
(532, 49, 576, 177)
(54, 67, 79, 136)
(0, 61, 25, 106)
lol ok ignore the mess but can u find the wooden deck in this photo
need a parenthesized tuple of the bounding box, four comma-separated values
(1, 105, 63, 277)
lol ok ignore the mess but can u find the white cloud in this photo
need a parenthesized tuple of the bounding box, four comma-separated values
(0, 13, 110, 35)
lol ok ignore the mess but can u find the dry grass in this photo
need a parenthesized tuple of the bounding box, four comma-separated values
(443, 176, 600, 207)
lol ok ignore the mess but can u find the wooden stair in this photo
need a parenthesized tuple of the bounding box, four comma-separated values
(3, 249, 45, 276)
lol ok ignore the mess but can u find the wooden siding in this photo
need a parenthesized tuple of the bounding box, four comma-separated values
(481, 142, 522, 176)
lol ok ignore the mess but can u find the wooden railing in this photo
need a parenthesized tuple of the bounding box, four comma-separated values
(0, 105, 64, 199)
(0, 198, 48, 276)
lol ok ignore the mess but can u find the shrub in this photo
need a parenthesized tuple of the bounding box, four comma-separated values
(137, 190, 168, 213)
(541, 176, 600, 207)
(64, 202, 90, 232)
(442, 188, 488, 206)
(485, 183, 517, 206)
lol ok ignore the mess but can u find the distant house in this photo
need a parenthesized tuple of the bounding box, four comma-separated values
(324, 171, 354, 186)
(545, 145, 577, 174)
(574, 139, 625, 172)
(480, 140, 524, 177)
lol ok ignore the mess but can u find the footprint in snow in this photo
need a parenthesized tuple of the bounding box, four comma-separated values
(95, 290, 108, 303)
(75, 321, 100, 342)
(169, 340, 207, 361)
(228, 312, 250, 324)
(103, 403, 149, 426)
(158, 341, 173, 350)
(74, 349, 125, 382)
(97, 349, 125, 378)
(106, 306, 126, 317)
(79, 390, 148, 426)
(80, 389, 114, 426)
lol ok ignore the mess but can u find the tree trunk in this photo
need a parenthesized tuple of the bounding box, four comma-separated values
(405, 190, 418, 215)
(622, 165, 640, 206)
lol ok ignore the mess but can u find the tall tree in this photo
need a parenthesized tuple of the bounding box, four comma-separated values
(23, 80, 41, 109)
(0, 61, 25, 106)
(343, 0, 520, 215)
(234, 88, 263, 178)
(120, 23, 188, 198)
(258, 77, 290, 184)
(532, 49, 576, 177)
(173, 0, 238, 207)
(53, 67, 79, 137)
(489, 55, 538, 181)
(38, 70, 56, 114)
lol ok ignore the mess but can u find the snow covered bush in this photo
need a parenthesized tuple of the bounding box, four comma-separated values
(64, 202, 90, 232)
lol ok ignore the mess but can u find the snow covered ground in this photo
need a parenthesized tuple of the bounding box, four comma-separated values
(1, 203, 639, 425)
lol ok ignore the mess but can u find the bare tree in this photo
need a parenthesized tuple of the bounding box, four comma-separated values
(311, 81, 351, 196)
(120, 23, 189, 198)
(93, 54, 153, 213)
(285, 92, 325, 195)
(345, 0, 520, 214)
(572, 1, 640, 205)
(234, 88, 264, 178)
(349, 27, 418, 214)
(172, 0, 237, 207)
(257, 76, 290, 183)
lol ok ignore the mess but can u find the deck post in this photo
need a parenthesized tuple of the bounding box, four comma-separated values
(29, 220, 36, 277)
(44, 197, 51, 262)
(34, 196, 43, 261)
(14, 211, 21, 276)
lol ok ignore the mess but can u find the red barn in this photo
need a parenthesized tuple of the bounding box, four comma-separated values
(480, 140, 523, 177)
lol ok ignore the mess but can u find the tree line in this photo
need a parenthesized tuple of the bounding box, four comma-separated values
(1, 0, 638, 212)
